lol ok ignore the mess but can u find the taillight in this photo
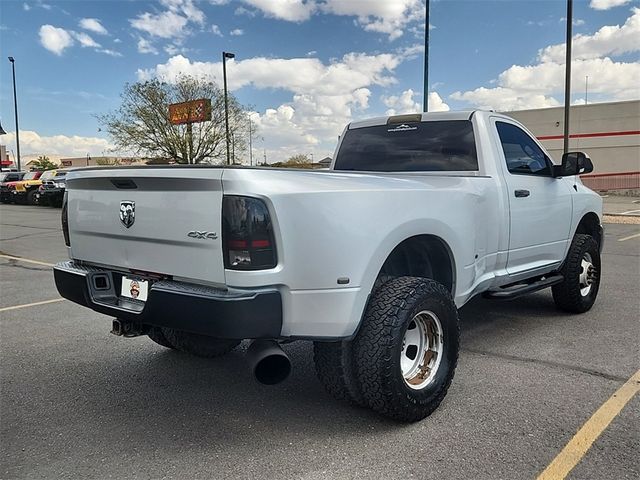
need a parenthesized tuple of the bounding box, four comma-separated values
(61, 192, 70, 247)
(222, 196, 277, 270)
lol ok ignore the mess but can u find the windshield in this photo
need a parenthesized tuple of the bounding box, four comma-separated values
(23, 172, 39, 180)
(40, 171, 56, 181)
(333, 120, 478, 172)
(54, 171, 68, 179)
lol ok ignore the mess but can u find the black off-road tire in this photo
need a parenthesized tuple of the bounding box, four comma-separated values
(161, 328, 240, 358)
(313, 274, 395, 407)
(552, 234, 601, 313)
(353, 276, 460, 422)
(313, 341, 365, 406)
(147, 327, 175, 350)
(26, 189, 38, 206)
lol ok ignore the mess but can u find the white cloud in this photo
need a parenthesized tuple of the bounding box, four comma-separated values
(130, 0, 204, 39)
(383, 88, 421, 115)
(98, 49, 122, 57)
(241, 0, 316, 22)
(137, 51, 410, 162)
(211, 24, 223, 36)
(383, 89, 449, 115)
(137, 37, 159, 55)
(39, 25, 74, 55)
(23, 3, 31, 11)
(114, 38, 122, 43)
(451, 87, 561, 111)
(451, 9, 640, 111)
(164, 43, 189, 55)
(73, 31, 101, 48)
(540, 7, 640, 62)
(79, 18, 108, 35)
(590, 0, 631, 10)
(3, 130, 112, 157)
(130, 11, 189, 38)
(427, 92, 450, 112)
(230, 28, 244, 35)
(236, 0, 425, 39)
(559, 17, 586, 27)
(322, 0, 424, 40)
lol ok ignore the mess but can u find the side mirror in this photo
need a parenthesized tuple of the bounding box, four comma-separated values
(553, 151, 594, 177)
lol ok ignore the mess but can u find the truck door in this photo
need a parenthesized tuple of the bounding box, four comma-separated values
(493, 120, 573, 275)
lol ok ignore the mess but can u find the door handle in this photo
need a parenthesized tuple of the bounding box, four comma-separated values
(514, 189, 530, 198)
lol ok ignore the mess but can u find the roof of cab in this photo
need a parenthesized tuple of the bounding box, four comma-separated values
(349, 110, 479, 129)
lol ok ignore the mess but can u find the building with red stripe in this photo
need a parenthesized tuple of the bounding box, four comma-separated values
(506, 99, 639, 175)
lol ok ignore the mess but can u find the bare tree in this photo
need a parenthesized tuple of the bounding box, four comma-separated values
(98, 76, 246, 164)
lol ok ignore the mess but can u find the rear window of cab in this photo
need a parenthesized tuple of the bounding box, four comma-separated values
(333, 120, 478, 172)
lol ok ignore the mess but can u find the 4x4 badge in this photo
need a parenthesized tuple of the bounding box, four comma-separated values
(187, 231, 218, 240)
(119, 201, 135, 228)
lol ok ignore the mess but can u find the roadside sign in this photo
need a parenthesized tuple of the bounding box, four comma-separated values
(169, 99, 212, 125)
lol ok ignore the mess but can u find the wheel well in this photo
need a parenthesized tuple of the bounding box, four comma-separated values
(378, 235, 454, 292)
(575, 212, 601, 247)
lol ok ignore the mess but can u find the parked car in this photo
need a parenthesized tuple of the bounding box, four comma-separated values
(12, 170, 55, 205)
(53, 111, 603, 422)
(37, 169, 70, 207)
(0, 171, 26, 203)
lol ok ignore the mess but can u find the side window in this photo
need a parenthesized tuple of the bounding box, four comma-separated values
(496, 121, 551, 176)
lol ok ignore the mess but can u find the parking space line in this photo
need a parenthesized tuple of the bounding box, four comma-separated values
(537, 369, 640, 480)
(620, 210, 640, 215)
(618, 232, 640, 242)
(0, 298, 65, 313)
(0, 254, 54, 267)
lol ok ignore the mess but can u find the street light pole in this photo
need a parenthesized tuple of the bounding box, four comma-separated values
(222, 51, 235, 165)
(563, 0, 573, 154)
(423, 0, 430, 112)
(248, 117, 253, 166)
(8, 57, 21, 171)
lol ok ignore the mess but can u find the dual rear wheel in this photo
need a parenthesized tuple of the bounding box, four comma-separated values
(148, 327, 240, 358)
(314, 276, 460, 422)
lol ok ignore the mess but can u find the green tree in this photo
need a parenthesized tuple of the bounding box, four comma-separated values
(97, 76, 247, 164)
(31, 155, 57, 171)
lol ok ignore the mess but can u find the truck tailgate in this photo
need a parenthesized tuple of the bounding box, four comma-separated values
(66, 168, 226, 285)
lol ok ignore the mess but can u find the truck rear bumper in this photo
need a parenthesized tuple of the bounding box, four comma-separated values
(53, 261, 283, 339)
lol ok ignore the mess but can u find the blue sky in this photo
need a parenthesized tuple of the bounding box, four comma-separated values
(0, 0, 638, 162)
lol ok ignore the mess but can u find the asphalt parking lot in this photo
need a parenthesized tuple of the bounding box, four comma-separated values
(1, 204, 638, 480)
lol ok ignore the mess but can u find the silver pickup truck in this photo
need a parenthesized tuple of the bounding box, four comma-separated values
(54, 111, 603, 421)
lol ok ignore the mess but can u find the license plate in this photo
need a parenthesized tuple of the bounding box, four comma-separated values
(121, 277, 149, 301)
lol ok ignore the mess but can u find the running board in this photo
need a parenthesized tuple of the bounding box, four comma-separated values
(483, 274, 564, 300)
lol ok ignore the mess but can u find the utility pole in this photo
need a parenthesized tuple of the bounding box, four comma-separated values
(248, 117, 253, 166)
(423, 0, 430, 112)
(585, 76, 589, 105)
(8, 57, 21, 171)
(231, 132, 235, 164)
(222, 51, 235, 165)
(563, 0, 573, 154)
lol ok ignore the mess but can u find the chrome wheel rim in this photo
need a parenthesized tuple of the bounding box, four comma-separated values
(579, 252, 597, 297)
(401, 310, 444, 390)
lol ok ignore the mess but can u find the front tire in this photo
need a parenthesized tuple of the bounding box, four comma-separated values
(552, 234, 601, 313)
(161, 328, 240, 358)
(353, 276, 459, 422)
(26, 189, 38, 206)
